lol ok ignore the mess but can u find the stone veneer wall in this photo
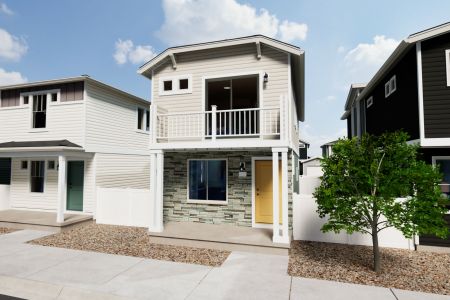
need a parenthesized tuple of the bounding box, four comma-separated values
(163, 150, 294, 229)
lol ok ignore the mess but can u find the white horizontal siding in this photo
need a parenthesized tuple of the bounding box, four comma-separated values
(152, 43, 289, 113)
(0, 101, 84, 146)
(95, 153, 150, 189)
(10, 158, 58, 211)
(10, 157, 95, 213)
(85, 82, 150, 153)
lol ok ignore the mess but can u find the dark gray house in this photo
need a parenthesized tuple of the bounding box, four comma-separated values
(299, 139, 310, 159)
(342, 22, 450, 247)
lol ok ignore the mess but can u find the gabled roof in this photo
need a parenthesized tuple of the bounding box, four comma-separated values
(321, 140, 338, 148)
(138, 35, 304, 77)
(341, 83, 366, 119)
(0, 75, 149, 106)
(138, 35, 305, 121)
(341, 22, 450, 118)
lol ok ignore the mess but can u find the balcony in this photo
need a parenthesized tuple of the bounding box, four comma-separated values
(150, 97, 291, 149)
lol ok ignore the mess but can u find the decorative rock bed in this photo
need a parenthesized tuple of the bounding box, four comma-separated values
(0, 227, 17, 235)
(29, 222, 230, 267)
(288, 240, 450, 295)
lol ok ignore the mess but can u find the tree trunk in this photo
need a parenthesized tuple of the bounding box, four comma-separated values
(372, 227, 381, 274)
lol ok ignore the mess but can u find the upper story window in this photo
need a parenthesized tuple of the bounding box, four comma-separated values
(385, 75, 397, 98)
(159, 75, 192, 96)
(366, 96, 373, 108)
(446, 49, 450, 87)
(137, 107, 150, 132)
(32, 94, 47, 128)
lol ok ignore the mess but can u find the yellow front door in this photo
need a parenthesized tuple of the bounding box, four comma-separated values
(255, 160, 282, 224)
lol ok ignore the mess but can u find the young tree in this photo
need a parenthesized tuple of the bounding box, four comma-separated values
(314, 131, 449, 273)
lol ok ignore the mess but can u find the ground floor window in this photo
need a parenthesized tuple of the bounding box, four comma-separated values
(434, 158, 450, 200)
(0, 158, 11, 185)
(30, 161, 45, 193)
(188, 159, 227, 202)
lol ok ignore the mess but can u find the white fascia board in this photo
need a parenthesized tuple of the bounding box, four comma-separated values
(138, 36, 303, 78)
(149, 139, 290, 151)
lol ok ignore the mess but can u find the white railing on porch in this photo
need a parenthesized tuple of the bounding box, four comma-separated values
(151, 96, 288, 143)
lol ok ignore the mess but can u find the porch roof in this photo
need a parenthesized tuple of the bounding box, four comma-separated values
(0, 140, 82, 149)
(0, 140, 86, 156)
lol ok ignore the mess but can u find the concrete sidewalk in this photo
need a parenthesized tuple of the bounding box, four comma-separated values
(0, 230, 448, 300)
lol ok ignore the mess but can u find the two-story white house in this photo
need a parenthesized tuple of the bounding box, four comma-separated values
(139, 35, 305, 244)
(0, 76, 150, 224)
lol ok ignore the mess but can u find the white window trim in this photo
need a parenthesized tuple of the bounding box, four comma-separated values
(21, 89, 60, 106)
(136, 106, 150, 133)
(159, 74, 192, 96)
(385, 75, 397, 98)
(366, 96, 373, 108)
(186, 158, 228, 205)
(446, 49, 450, 87)
(29, 160, 46, 194)
(431, 156, 450, 215)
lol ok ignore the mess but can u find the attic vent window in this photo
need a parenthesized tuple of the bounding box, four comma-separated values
(385, 75, 397, 98)
(367, 96, 373, 108)
(159, 75, 192, 96)
(446, 49, 450, 87)
(163, 80, 172, 91)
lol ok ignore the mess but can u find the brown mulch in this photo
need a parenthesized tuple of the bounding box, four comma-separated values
(29, 222, 230, 267)
(0, 227, 18, 235)
(288, 240, 450, 295)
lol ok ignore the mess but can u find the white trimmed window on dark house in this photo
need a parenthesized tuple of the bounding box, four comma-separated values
(32, 94, 47, 128)
(385, 75, 397, 98)
(30, 161, 45, 193)
(188, 159, 227, 203)
(446, 49, 450, 87)
(366, 96, 373, 108)
(137, 107, 150, 132)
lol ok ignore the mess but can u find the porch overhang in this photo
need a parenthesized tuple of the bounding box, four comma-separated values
(0, 140, 89, 158)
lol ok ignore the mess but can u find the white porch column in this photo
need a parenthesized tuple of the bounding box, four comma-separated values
(272, 150, 280, 242)
(281, 149, 289, 243)
(57, 155, 67, 223)
(149, 150, 164, 232)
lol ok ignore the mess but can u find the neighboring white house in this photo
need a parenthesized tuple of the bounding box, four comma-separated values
(138, 35, 305, 245)
(0, 76, 150, 223)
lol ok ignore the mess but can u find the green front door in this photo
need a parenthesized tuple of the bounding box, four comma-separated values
(66, 161, 84, 211)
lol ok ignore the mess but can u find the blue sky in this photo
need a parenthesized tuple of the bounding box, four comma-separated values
(0, 0, 449, 155)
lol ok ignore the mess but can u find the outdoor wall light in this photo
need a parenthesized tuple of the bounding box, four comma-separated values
(263, 72, 269, 83)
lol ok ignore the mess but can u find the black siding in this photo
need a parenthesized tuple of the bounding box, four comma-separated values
(299, 147, 308, 160)
(347, 115, 352, 138)
(364, 47, 420, 140)
(422, 32, 450, 138)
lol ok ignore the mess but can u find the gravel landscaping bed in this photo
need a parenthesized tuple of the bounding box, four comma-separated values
(0, 227, 18, 235)
(288, 241, 450, 295)
(29, 222, 230, 267)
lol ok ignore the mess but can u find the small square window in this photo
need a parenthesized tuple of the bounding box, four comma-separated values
(385, 75, 396, 98)
(163, 81, 172, 91)
(367, 96, 373, 108)
(47, 161, 55, 170)
(21, 161, 28, 170)
(23, 96, 29, 105)
(179, 79, 189, 90)
(51, 93, 58, 102)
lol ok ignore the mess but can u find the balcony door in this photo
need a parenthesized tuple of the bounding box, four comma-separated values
(206, 75, 259, 136)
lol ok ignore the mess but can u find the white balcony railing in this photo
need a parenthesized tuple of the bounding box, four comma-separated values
(151, 100, 287, 143)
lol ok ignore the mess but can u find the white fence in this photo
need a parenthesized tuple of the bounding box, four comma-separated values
(293, 172, 415, 250)
(0, 185, 10, 210)
(96, 188, 151, 228)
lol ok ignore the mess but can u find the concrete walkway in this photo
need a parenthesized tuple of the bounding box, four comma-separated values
(0, 230, 448, 300)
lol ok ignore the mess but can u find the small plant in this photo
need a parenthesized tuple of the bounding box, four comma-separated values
(314, 131, 449, 273)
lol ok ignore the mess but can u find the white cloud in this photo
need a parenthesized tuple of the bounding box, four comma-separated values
(113, 39, 156, 65)
(156, 0, 308, 45)
(0, 28, 27, 61)
(0, 3, 13, 15)
(337, 46, 345, 53)
(0, 68, 27, 86)
(343, 35, 399, 82)
(300, 122, 347, 157)
(279, 21, 308, 43)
